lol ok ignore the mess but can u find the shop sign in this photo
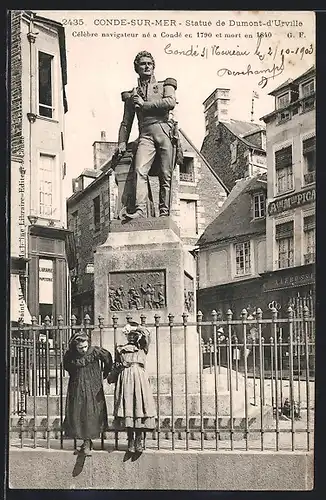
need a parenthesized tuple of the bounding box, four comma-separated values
(268, 188, 315, 216)
(263, 270, 315, 291)
(39, 259, 53, 304)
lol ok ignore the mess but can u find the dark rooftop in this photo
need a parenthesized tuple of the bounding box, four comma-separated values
(197, 174, 267, 247)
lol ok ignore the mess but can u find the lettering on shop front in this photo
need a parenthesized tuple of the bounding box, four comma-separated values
(268, 188, 315, 215)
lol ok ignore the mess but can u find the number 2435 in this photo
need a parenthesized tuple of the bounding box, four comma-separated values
(62, 19, 84, 26)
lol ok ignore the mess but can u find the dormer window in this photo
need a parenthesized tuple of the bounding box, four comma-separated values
(277, 92, 290, 109)
(301, 79, 315, 98)
(253, 192, 266, 219)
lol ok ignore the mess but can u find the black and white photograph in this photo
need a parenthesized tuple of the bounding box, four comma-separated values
(8, 9, 315, 490)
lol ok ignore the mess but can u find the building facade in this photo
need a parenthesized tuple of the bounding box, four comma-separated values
(197, 67, 315, 324)
(200, 88, 267, 191)
(197, 174, 267, 321)
(261, 66, 315, 314)
(10, 11, 73, 325)
(67, 130, 229, 322)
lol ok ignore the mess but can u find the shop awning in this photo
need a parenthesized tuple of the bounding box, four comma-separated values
(10, 274, 32, 324)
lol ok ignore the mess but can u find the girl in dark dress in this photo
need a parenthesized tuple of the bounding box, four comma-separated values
(63, 332, 112, 455)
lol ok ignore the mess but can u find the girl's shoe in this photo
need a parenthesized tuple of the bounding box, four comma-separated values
(127, 436, 135, 453)
(81, 439, 92, 456)
(134, 434, 143, 453)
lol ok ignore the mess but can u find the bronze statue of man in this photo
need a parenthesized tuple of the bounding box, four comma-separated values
(117, 51, 179, 219)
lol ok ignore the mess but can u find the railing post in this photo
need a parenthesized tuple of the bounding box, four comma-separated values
(211, 310, 219, 450)
(57, 315, 64, 449)
(303, 304, 311, 451)
(112, 313, 118, 450)
(241, 308, 249, 450)
(154, 313, 161, 450)
(256, 307, 264, 451)
(44, 315, 51, 449)
(271, 307, 280, 451)
(197, 310, 204, 450)
(287, 305, 295, 451)
(98, 314, 104, 348)
(70, 314, 77, 342)
(140, 312, 147, 450)
(84, 314, 91, 342)
(168, 313, 175, 450)
(182, 311, 189, 450)
(31, 316, 38, 448)
(140, 313, 146, 327)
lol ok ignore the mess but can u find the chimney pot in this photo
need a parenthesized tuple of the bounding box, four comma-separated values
(101, 131, 106, 141)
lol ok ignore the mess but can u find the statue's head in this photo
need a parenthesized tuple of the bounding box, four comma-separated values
(134, 51, 155, 78)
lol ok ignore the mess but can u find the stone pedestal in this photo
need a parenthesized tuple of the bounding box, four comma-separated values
(94, 216, 197, 374)
(93, 216, 243, 417)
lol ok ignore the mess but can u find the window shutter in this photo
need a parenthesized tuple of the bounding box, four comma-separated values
(275, 146, 292, 170)
(303, 215, 315, 231)
(275, 221, 294, 239)
(303, 137, 315, 154)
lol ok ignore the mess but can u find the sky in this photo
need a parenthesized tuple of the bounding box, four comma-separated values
(36, 10, 315, 199)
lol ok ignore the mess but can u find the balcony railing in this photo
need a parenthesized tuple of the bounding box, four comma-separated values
(304, 252, 315, 265)
(304, 171, 315, 185)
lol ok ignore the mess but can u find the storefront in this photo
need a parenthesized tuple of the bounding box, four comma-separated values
(28, 225, 73, 324)
(261, 263, 315, 317)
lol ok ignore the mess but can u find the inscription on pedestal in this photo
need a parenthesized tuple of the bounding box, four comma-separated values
(108, 270, 166, 311)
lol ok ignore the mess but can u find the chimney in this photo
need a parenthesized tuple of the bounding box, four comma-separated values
(203, 88, 230, 132)
(92, 131, 117, 170)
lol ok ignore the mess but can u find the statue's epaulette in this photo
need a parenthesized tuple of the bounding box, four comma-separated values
(121, 91, 132, 102)
(164, 77, 177, 90)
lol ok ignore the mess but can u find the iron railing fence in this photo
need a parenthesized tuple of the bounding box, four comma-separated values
(9, 307, 315, 453)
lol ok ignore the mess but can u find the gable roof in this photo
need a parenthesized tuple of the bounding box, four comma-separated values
(197, 173, 267, 247)
(222, 120, 266, 152)
(268, 66, 315, 96)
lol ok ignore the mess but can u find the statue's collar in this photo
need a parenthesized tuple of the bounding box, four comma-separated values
(137, 75, 156, 87)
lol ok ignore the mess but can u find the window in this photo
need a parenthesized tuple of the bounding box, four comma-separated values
(38, 52, 54, 118)
(277, 92, 290, 109)
(303, 137, 316, 185)
(276, 221, 294, 269)
(301, 79, 315, 98)
(277, 110, 291, 123)
(180, 199, 197, 235)
(303, 215, 315, 264)
(93, 196, 101, 232)
(180, 157, 195, 182)
(230, 140, 238, 164)
(275, 146, 293, 195)
(235, 241, 251, 276)
(253, 193, 266, 219)
(39, 153, 55, 217)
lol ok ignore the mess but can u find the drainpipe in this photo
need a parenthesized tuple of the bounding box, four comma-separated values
(26, 13, 38, 311)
